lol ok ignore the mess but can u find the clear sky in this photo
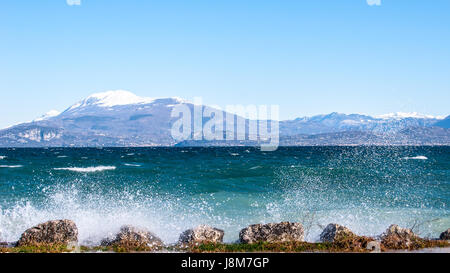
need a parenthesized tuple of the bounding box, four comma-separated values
(1, 0, 449, 128)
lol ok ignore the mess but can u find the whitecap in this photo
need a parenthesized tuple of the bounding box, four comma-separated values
(123, 163, 141, 167)
(402, 156, 428, 160)
(0, 156, 6, 160)
(230, 153, 240, 156)
(53, 166, 116, 173)
(0, 165, 23, 168)
(57, 156, 68, 158)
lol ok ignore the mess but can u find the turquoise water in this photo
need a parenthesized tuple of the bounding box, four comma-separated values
(0, 147, 449, 245)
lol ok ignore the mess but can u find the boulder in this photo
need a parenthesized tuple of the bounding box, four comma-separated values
(440, 229, 450, 240)
(17, 220, 78, 246)
(179, 225, 224, 244)
(366, 241, 381, 252)
(319, 224, 356, 242)
(239, 222, 304, 244)
(381, 224, 421, 249)
(319, 223, 375, 251)
(102, 225, 163, 250)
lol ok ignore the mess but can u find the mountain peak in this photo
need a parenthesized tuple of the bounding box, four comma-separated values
(67, 90, 155, 110)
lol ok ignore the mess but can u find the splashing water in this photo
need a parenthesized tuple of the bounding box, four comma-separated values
(0, 147, 448, 244)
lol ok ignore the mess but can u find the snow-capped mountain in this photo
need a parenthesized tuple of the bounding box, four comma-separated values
(0, 90, 448, 147)
(279, 111, 443, 136)
(0, 90, 227, 147)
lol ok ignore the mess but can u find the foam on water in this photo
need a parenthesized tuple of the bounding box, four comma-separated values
(53, 166, 117, 173)
(0, 156, 6, 160)
(0, 165, 23, 168)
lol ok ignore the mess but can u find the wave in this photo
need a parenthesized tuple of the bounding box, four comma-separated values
(403, 156, 428, 160)
(0, 165, 23, 168)
(53, 166, 116, 173)
(0, 156, 6, 160)
(57, 155, 68, 158)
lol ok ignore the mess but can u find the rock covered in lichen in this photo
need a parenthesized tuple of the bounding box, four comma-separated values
(319, 223, 375, 251)
(17, 220, 78, 246)
(366, 241, 381, 252)
(440, 229, 450, 240)
(179, 225, 224, 244)
(319, 224, 356, 242)
(101, 225, 163, 250)
(239, 222, 304, 244)
(381, 224, 420, 248)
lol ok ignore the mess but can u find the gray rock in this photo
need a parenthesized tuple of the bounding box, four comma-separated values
(179, 225, 224, 244)
(319, 224, 356, 242)
(440, 229, 450, 240)
(366, 241, 381, 252)
(102, 225, 163, 249)
(17, 220, 78, 246)
(239, 222, 304, 244)
(381, 224, 420, 248)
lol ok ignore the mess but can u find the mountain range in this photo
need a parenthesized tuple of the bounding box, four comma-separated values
(1, 90, 449, 147)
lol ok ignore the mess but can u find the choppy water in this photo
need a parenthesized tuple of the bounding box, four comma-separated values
(0, 147, 449, 245)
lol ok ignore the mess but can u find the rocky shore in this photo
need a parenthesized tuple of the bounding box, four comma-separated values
(1, 220, 449, 253)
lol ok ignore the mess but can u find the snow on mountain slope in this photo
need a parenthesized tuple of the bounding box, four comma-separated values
(33, 110, 61, 122)
(67, 90, 155, 110)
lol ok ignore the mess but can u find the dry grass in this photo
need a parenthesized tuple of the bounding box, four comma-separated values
(187, 236, 375, 253)
(1, 238, 448, 253)
(0, 243, 72, 253)
(380, 237, 450, 251)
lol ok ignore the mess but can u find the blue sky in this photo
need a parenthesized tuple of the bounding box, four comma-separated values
(1, 0, 449, 128)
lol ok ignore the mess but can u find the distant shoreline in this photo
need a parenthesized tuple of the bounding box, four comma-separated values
(1, 144, 450, 149)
